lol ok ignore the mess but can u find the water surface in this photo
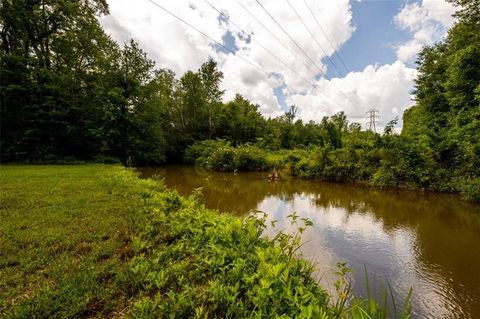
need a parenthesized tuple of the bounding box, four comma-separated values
(140, 165, 480, 318)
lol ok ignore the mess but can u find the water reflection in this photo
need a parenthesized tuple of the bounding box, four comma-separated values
(140, 165, 480, 319)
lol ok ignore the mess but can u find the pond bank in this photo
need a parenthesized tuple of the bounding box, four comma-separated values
(141, 165, 480, 318)
(184, 140, 480, 202)
(1, 164, 407, 318)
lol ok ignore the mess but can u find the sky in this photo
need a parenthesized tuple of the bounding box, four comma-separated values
(100, 0, 458, 130)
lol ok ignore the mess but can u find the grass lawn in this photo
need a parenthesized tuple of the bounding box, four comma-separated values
(0, 165, 146, 317)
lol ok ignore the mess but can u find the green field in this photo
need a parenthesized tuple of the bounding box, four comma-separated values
(0, 165, 408, 318)
(0, 165, 149, 316)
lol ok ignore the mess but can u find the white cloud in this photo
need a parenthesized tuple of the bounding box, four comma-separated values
(422, 0, 456, 28)
(287, 61, 417, 130)
(100, 0, 356, 119)
(99, 0, 424, 129)
(394, 0, 456, 62)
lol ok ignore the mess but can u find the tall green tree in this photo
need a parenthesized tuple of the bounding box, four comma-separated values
(402, 0, 480, 194)
(217, 94, 265, 146)
(1, 0, 114, 161)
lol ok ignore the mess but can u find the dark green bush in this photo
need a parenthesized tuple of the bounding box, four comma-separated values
(207, 146, 236, 172)
(186, 141, 271, 172)
(233, 145, 270, 171)
(458, 177, 480, 202)
(92, 155, 121, 164)
(371, 166, 398, 188)
(184, 140, 230, 166)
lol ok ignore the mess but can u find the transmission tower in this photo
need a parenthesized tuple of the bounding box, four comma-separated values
(366, 108, 379, 132)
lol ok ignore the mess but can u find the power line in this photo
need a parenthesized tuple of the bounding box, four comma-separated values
(203, 0, 314, 88)
(254, 0, 358, 108)
(285, 0, 361, 103)
(145, 0, 278, 84)
(254, 0, 326, 77)
(303, 0, 356, 80)
(204, 0, 349, 109)
(234, 0, 317, 77)
(145, 0, 351, 115)
(286, 0, 343, 77)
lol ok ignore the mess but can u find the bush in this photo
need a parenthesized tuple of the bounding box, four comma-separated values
(108, 168, 334, 317)
(207, 146, 236, 172)
(92, 155, 121, 164)
(233, 145, 270, 171)
(184, 139, 230, 166)
(291, 157, 320, 179)
(371, 166, 398, 188)
(186, 141, 271, 172)
(458, 177, 480, 202)
(288, 148, 328, 180)
(323, 149, 357, 182)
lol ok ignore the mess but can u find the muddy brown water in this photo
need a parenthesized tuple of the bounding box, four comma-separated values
(139, 165, 480, 318)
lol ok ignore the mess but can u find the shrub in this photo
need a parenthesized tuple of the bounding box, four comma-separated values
(184, 139, 230, 166)
(291, 157, 320, 179)
(92, 155, 121, 164)
(107, 169, 334, 317)
(322, 149, 358, 182)
(233, 145, 270, 171)
(207, 146, 236, 171)
(371, 166, 398, 188)
(186, 141, 271, 172)
(458, 177, 480, 202)
(287, 148, 326, 179)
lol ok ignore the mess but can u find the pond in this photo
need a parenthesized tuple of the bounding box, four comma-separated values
(140, 165, 480, 319)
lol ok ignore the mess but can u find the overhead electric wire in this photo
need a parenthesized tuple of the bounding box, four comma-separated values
(303, 0, 352, 76)
(203, 0, 346, 108)
(286, 0, 344, 77)
(255, 0, 357, 108)
(145, 0, 278, 85)
(287, 0, 362, 100)
(144, 0, 349, 112)
(254, 0, 326, 78)
(203, 0, 315, 87)
(234, 0, 317, 77)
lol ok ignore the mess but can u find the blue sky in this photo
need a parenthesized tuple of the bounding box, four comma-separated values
(220, 1, 414, 78)
(327, 0, 411, 77)
(213, 0, 421, 116)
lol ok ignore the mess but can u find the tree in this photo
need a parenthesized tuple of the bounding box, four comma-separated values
(383, 117, 398, 135)
(217, 94, 265, 146)
(199, 59, 224, 136)
(285, 105, 298, 123)
(0, 0, 115, 161)
(402, 0, 480, 195)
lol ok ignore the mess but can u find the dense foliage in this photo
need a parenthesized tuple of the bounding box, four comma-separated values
(1, 0, 478, 199)
(0, 165, 411, 318)
(401, 0, 480, 200)
(185, 140, 273, 172)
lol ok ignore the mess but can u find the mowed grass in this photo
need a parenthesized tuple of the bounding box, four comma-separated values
(0, 165, 146, 317)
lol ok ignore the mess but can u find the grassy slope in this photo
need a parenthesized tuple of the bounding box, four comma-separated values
(0, 165, 406, 318)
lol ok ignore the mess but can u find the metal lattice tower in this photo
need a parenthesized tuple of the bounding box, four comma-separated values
(366, 109, 379, 132)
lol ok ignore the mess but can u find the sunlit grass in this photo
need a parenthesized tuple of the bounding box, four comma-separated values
(0, 165, 146, 316)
